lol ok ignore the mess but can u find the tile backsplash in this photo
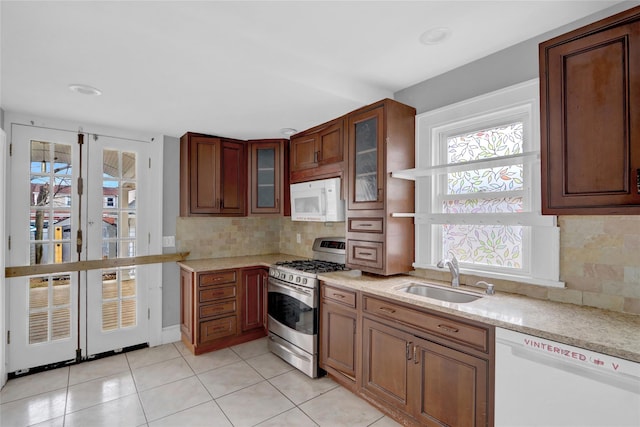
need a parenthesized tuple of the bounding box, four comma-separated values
(176, 217, 345, 260)
(177, 215, 639, 315)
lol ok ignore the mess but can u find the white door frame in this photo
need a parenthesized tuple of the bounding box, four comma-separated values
(1, 128, 7, 386)
(3, 112, 163, 372)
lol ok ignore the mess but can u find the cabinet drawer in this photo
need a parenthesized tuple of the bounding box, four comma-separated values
(322, 284, 356, 308)
(200, 284, 236, 303)
(199, 270, 237, 287)
(200, 316, 237, 342)
(363, 296, 489, 353)
(347, 240, 383, 270)
(199, 300, 236, 319)
(348, 218, 383, 233)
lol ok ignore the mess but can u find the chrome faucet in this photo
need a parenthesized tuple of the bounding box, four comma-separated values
(437, 255, 460, 287)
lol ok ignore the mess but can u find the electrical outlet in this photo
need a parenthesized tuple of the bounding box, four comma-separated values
(296, 233, 302, 244)
(162, 236, 175, 247)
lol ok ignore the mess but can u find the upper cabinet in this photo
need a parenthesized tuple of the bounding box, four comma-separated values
(345, 99, 416, 276)
(290, 118, 346, 183)
(248, 139, 289, 216)
(540, 6, 640, 214)
(180, 132, 246, 216)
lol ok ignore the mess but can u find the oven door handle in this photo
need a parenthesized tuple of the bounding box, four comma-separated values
(268, 277, 316, 307)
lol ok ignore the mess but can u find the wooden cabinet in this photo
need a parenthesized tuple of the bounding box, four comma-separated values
(345, 99, 416, 275)
(540, 6, 640, 214)
(248, 139, 289, 215)
(361, 294, 493, 427)
(320, 283, 359, 390)
(240, 267, 267, 332)
(180, 266, 266, 355)
(180, 132, 246, 216)
(180, 267, 194, 344)
(290, 118, 346, 184)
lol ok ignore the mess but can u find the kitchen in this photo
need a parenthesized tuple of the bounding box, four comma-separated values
(2, 1, 640, 426)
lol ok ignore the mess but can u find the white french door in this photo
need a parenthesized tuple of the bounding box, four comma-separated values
(85, 135, 149, 355)
(7, 124, 154, 372)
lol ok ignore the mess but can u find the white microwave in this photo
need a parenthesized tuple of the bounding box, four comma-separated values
(290, 177, 345, 222)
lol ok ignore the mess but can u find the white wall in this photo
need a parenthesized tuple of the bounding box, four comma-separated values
(162, 136, 180, 328)
(395, 1, 640, 114)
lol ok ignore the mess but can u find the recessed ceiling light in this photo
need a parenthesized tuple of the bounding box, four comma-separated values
(419, 27, 451, 45)
(68, 84, 102, 96)
(280, 128, 297, 136)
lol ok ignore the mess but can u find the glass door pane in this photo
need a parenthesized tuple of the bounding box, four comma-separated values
(29, 141, 73, 265)
(354, 117, 378, 202)
(100, 150, 137, 331)
(257, 147, 275, 208)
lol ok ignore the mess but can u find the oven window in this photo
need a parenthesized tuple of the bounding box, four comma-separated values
(268, 291, 317, 335)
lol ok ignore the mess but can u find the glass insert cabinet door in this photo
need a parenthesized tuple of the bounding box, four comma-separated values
(349, 106, 384, 210)
(250, 141, 281, 214)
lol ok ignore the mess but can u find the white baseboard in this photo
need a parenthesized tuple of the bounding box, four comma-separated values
(161, 324, 181, 344)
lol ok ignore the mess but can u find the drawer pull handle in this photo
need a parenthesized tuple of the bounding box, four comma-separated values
(359, 252, 373, 256)
(360, 223, 373, 227)
(332, 293, 346, 299)
(437, 324, 459, 333)
(406, 342, 412, 360)
(379, 306, 396, 314)
(413, 345, 419, 364)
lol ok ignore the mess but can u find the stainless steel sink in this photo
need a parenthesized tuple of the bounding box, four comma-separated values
(396, 283, 482, 303)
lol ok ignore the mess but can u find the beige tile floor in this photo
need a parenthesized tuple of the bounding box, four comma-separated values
(0, 337, 401, 427)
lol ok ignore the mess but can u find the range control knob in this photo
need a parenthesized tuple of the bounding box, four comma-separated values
(302, 278, 308, 285)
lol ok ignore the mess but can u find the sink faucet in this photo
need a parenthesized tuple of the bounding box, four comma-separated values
(437, 255, 460, 287)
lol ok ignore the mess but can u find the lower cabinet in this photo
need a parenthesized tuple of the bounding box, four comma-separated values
(241, 267, 268, 333)
(180, 266, 267, 355)
(362, 317, 490, 427)
(320, 284, 359, 390)
(319, 285, 494, 427)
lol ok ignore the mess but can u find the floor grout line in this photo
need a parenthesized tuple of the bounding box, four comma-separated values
(3, 339, 398, 427)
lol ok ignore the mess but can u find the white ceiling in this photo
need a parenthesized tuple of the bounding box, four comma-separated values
(0, 1, 626, 140)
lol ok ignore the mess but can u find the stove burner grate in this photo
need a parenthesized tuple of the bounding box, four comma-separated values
(274, 260, 348, 274)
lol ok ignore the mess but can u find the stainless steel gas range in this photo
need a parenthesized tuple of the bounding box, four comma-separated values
(267, 237, 347, 378)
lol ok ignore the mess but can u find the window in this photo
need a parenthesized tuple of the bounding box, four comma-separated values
(411, 80, 561, 286)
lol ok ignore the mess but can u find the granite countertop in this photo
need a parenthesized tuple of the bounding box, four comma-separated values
(318, 270, 640, 363)
(177, 254, 640, 363)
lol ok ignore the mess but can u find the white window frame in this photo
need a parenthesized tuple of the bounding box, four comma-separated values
(412, 79, 563, 287)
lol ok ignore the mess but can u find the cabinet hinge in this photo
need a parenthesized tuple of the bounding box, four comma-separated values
(77, 177, 84, 196)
